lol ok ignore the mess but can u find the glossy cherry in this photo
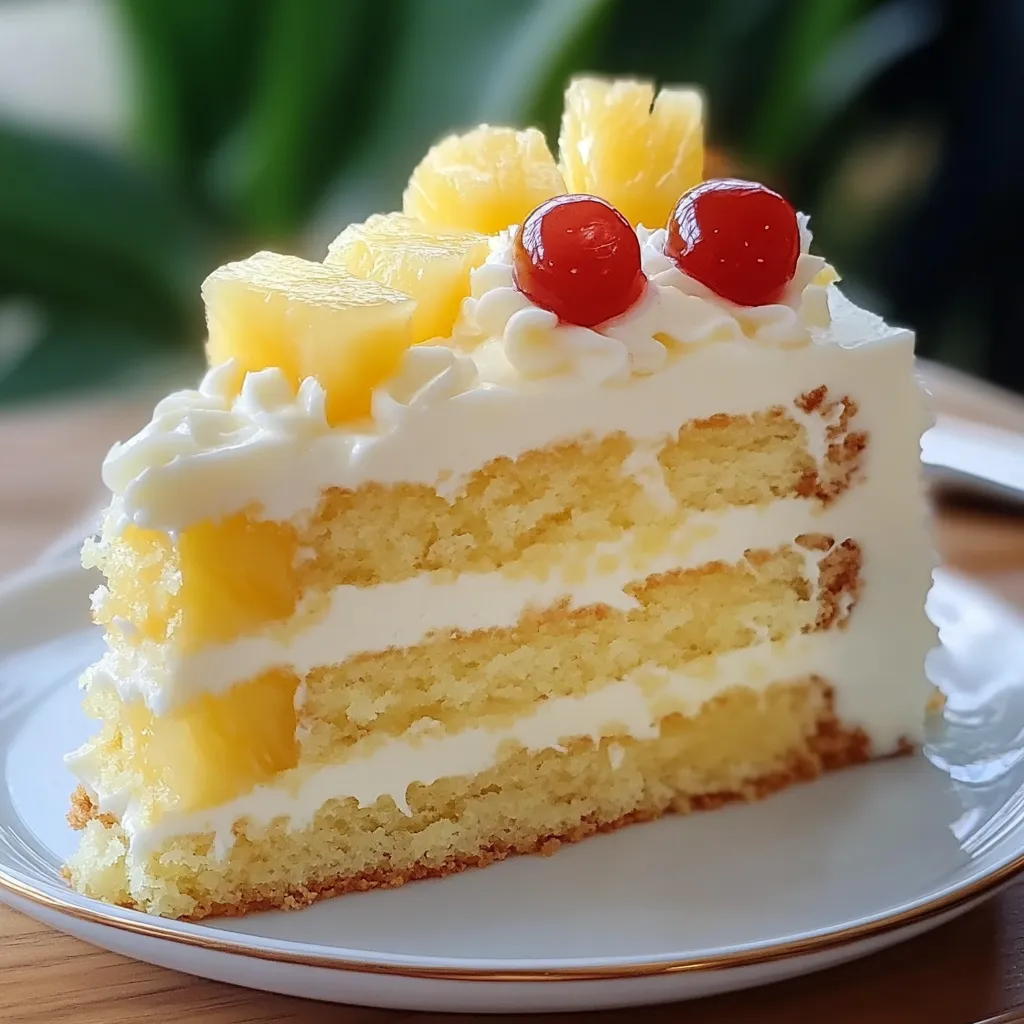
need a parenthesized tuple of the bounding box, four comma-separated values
(513, 194, 646, 327)
(665, 179, 800, 307)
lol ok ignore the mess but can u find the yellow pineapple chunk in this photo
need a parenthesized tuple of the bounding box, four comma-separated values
(124, 669, 300, 815)
(403, 126, 565, 234)
(98, 514, 301, 653)
(559, 77, 704, 230)
(203, 252, 416, 424)
(326, 213, 489, 342)
(176, 513, 300, 650)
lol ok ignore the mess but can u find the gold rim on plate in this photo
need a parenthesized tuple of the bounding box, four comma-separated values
(1, 850, 1021, 982)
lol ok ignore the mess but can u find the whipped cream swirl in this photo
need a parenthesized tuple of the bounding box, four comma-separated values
(103, 363, 331, 501)
(372, 344, 478, 429)
(103, 348, 478, 523)
(96, 215, 886, 534)
(458, 215, 834, 384)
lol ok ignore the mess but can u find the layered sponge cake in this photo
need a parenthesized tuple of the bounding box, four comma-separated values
(65, 77, 936, 920)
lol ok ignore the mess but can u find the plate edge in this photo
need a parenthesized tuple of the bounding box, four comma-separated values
(1, 850, 1022, 982)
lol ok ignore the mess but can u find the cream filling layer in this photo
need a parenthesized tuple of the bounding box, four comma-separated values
(96, 497, 839, 714)
(81, 620, 932, 860)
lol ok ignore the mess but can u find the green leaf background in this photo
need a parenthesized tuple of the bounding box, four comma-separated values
(0, 0, 950, 402)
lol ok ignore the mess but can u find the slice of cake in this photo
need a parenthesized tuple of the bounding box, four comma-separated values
(65, 77, 936, 920)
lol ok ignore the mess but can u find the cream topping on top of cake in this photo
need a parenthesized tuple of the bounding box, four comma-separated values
(100, 226, 919, 536)
(101, 344, 480, 524)
(461, 215, 831, 385)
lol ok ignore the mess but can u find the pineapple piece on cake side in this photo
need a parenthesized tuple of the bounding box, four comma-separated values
(203, 251, 416, 425)
(403, 125, 566, 234)
(122, 668, 300, 817)
(326, 213, 489, 343)
(559, 76, 704, 230)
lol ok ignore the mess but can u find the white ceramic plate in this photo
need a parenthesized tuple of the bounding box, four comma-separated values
(1, 562, 1023, 1013)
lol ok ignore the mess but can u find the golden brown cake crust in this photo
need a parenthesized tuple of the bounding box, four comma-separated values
(67, 788, 116, 830)
(794, 386, 868, 503)
(66, 706, 890, 922)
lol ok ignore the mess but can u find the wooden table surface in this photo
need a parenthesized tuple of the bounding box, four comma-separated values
(3, 376, 1024, 1024)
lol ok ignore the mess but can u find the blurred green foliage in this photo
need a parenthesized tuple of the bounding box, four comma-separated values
(0, 0, 944, 402)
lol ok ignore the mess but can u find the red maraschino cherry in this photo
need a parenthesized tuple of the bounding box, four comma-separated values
(513, 194, 646, 327)
(665, 179, 800, 307)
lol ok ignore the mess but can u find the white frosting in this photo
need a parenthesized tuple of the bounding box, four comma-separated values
(93, 499, 834, 713)
(460, 219, 830, 384)
(102, 346, 480, 533)
(101, 294, 913, 530)
(74, 611, 934, 857)
(98, 218, 911, 533)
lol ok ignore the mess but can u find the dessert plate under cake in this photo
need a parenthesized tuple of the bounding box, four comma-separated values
(1, 559, 1023, 1012)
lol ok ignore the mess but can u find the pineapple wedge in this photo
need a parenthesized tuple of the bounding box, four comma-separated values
(403, 126, 565, 234)
(326, 213, 489, 343)
(120, 668, 300, 815)
(203, 252, 415, 425)
(559, 77, 704, 230)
